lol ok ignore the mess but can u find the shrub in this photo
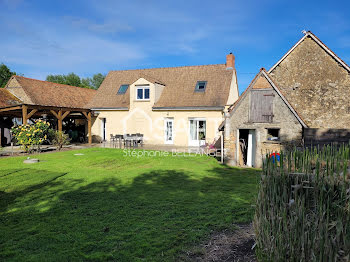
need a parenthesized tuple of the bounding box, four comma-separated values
(50, 130, 70, 150)
(255, 145, 350, 262)
(11, 120, 50, 153)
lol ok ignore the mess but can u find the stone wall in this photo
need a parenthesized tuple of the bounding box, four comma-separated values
(270, 36, 350, 128)
(224, 87, 303, 168)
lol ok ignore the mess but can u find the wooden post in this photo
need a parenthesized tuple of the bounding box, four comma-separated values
(22, 105, 28, 125)
(58, 110, 63, 132)
(88, 112, 92, 145)
(82, 111, 92, 145)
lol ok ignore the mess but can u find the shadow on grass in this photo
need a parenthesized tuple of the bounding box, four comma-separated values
(0, 166, 260, 261)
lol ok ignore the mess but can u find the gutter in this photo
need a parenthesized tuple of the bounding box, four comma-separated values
(152, 106, 224, 111)
(91, 107, 129, 111)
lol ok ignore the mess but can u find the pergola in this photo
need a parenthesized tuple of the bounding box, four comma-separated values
(0, 104, 92, 145)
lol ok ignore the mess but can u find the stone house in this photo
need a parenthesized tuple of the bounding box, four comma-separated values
(88, 54, 239, 147)
(222, 31, 350, 167)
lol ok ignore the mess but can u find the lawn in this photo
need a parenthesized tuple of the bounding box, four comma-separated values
(0, 148, 260, 261)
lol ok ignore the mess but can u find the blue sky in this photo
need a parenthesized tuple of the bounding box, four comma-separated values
(1, 0, 350, 93)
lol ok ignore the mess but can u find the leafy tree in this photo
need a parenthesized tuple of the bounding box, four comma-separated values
(81, 77, 92, 89)
(0, 63, 16, 88)
(91, 73, 105, 89)
(46, 73, 105, 89)
(46, 74, 66, 84)
(65, 73, 82, 87)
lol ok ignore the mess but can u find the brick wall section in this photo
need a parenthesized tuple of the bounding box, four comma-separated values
(224, 87, 303, 167)
(270, 36, 350, 128)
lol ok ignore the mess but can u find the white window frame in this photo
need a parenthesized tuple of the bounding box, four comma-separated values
(135, 85, 150, 101)
(164, 118, 174, 144)
(188, 118, 206, 147)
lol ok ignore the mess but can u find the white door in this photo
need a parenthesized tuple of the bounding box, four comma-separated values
(247, 130, 256, 167)
(189, 119, 206, 146)
(101, 118, 106, 141)
(164, 118, 174, 144)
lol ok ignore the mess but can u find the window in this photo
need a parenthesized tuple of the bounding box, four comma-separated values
(136, 86, 150, 100)
(267, 128, 280, 141)
(195, 81, 207, 92)
(117, 84, 129, 94)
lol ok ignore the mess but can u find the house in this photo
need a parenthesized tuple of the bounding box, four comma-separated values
(88, 54, 239, 147)
(222, 31, 350, 167)
(0, 75, 96, 146)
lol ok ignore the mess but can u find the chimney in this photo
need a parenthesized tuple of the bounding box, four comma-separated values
(226, 52, 235, 70)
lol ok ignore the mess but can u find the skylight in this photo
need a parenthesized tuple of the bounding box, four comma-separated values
(195, 81, 207, 92)
(117, 84, 129, 94)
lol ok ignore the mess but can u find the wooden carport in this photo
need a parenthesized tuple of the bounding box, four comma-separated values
(0, 75, 97, 146)
(0, 104, 92, 144)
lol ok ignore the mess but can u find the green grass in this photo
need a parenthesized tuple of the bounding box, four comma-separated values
(0, 148, 260, 261)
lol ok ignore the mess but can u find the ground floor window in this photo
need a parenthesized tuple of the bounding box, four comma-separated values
(189, 119, 206, 146)
(267, 128, 280, 141)
(164, 118, 174, 144)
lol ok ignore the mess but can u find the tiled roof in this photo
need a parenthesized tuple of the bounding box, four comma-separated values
(89, 64, 234, 109)
(0, 88, 22, 108)
(6, 76, 96, 109)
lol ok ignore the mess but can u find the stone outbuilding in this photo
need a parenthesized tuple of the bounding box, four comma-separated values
(222, 31, 350, 167)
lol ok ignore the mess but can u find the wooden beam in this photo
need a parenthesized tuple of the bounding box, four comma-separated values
(87, 112, 92, 145)
(0, 106, 22, 112)
(82, 111, 88, 119)
(50, 110, 59, 119)
(62, 111, 70, 120)
(22, 105, 28, 125)
(27, 109, 38, 119)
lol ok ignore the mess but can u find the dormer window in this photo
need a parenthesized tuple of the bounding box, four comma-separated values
(195, 81, 207, 92)
(118, 84, 129, 94)
(136, 85, 150, 100)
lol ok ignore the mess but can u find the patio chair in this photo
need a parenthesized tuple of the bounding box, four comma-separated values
(115, 135, 123, 148)
(136, 133, 144, 147)
(124, 134, 132, 148)
(110, 134, 116, 147)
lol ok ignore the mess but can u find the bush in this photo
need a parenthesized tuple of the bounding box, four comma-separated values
(11, 120, 50, 153)
(255, 145, 350, 262)
(50, 130, 70, 150)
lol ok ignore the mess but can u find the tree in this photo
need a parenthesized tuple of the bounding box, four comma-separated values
(81, 77, 92, 89)
(91, 73, 105, 89)
(64, 73, 82, 87)
(46, 73, 105, 89)
(0, 63, 16, 88)
(46, 74, 66, 84)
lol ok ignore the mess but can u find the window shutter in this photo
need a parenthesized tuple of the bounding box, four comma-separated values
(250, 90, 274, 123)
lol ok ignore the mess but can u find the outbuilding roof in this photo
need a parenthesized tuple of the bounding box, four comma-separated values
(4, 75, 96, 109)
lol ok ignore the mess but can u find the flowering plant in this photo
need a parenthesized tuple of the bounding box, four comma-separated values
(11, 120, 51, 153)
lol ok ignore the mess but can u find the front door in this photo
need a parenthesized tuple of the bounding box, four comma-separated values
(164, 118, 174, 144)
(189, 119, 206, 146)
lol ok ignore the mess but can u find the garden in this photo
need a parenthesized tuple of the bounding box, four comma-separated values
(0, 148, 260, 261)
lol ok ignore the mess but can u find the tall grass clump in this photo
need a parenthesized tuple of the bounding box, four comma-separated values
(254, 144, 350, 261)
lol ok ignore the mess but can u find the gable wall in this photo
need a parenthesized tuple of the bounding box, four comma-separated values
(224, 87, 303, 167)
(6, 78, 33, 104)
(270, 36, 350, 128)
